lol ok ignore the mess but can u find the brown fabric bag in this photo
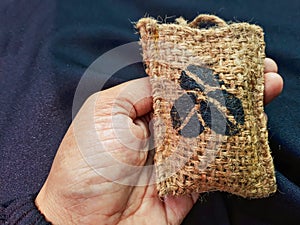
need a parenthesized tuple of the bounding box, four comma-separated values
(136, 15, 276, 198)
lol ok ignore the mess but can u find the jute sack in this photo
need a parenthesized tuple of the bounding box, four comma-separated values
(136, 15, 276, 198)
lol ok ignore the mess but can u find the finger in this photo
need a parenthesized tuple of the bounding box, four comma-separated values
(264, 72, 283, 105)
(264, 112, 268, 123)
(264, 58, 278, 73)
(164, 194, 197, 225)
(102, 77, 153, 119)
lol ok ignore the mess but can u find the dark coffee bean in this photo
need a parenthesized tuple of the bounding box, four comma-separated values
(186, 92, 198, 104)
(224, 91, 245, 125)
(179, 112, 204, 138)
(171, 65, 245, 137)
(187, 65, 218, 87)
(179, 70, 205, 92)
(170, 93, 196, 129)
(225, 119, 240, 136)
(199, 101, 228, 135)
(207, 90, 245, 125)
(199, 100, 212, 127)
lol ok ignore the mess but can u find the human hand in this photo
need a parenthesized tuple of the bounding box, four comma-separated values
(35, 58, 283, 225)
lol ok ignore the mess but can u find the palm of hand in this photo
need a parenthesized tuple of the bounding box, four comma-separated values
(93, 99, 196, 225)
(72, 82, 196, 225)
(36, 79, 195, 225)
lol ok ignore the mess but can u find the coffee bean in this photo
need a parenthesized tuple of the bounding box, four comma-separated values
(171, 65, 245, 137)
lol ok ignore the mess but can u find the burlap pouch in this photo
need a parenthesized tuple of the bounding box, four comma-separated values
(136, 15, 276, 198)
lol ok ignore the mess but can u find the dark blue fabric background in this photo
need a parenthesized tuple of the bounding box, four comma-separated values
(0, 0, 299, 224)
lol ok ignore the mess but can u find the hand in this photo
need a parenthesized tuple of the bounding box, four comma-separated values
(35, 58, 283, 225)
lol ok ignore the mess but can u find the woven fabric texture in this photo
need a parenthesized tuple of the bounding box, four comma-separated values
(136, 15, 276, 198)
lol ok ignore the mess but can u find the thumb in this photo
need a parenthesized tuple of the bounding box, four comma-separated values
(96, 77, 153, 146)
(101, 77, 153, 119)
(70, 77, 154, 185)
